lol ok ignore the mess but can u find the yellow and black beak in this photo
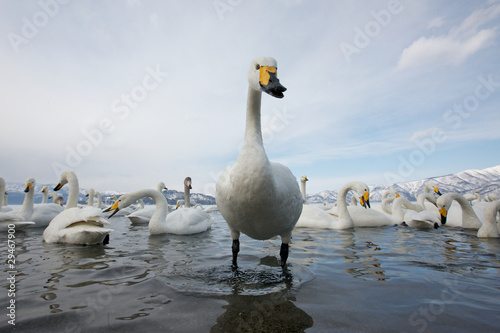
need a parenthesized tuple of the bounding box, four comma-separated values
(439, 207, 447, 225)
(434, 187, 442, 196)
(360, 192, 370, 209)
(103, 201, 120, 218)
(54, 183, 63, 191)
(259, 66, 286, 99)
(24, 183, 32, 193)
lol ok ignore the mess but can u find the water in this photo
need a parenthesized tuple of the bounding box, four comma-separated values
(1, 207, 500, 332)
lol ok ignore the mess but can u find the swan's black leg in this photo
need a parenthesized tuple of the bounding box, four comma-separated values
(103, 234, 110, 245)
(280, 243, 289, 267)
(232, 239, 240, 267)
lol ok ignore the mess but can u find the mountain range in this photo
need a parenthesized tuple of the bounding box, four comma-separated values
(3, 165, 500, 206)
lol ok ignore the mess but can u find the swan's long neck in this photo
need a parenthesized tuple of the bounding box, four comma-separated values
(244, 87, 263, 146)
(300, 181, 307, 201)
(184, 184, 191, 208)
(337, 184, 354, 227)
(140, 190, 169, 230)
(87, 189, 94, 206)
(96, 192, 102, 208)
(65, 173, 80, 209)
(20, 184, 35, 219)
(449, 193, 481, 226)
(42, 189, 49, 203)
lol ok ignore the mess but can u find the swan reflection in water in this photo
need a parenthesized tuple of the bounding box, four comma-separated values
(210, 256, 314, 332)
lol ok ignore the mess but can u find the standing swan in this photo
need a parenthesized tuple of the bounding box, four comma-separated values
(216, 57, 302, 267)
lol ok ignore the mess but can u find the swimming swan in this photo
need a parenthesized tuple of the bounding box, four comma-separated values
(106, 178, 212, 235)
(127, 182, 168, 224)
(477, 200, 500, 238)
(327, 182, 395, 227)
(436, 192, 482, 229)
(215, 57, 302, 267)
(43, 170, 112, 245)
(0, 178, 36, 230)
(391, 197, 439, 229)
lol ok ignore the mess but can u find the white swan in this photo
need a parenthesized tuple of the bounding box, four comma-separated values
(106, 178, 212, 235)
(127, 182, 168, 224)
(41, 186, 49, 203)
(327, 182, 395, 227)
(380, 189, 399, 215)
(0, 178, 36, 230)
(436, 192, 483, 229)
(86, 188, 95, 207)
(391, 197, 439, 229)
(296, 176, 340, 229)
(424, 181, 442, 196)
(0, 177, 13, 212)
(95, 191, 103, 208)
(477, 200, 500, 238)
(49, 191, 64, 205)
(464, 190, 480, 204)
(215, 57, 302, 267)
(7, 178, 63, 228)
(43, 170, 112, 245)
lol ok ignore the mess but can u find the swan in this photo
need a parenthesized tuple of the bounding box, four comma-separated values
(327, 182, 395, 227)
(424, 181, 442, 196)
(380, 189, 399, 215)
(0, 178, 36, 230)
(484, 193, 498, 202)
(215, 56, 302, 267)
(7, 178, 63, 227)
(477, 200, 500, 238)
(106, 178, 212, 235)
(464, 190, 480, 204)
(436, 192, 483, 229)
(49, 191, 64, 205)
(95, 191, 103, 208)
(41, 186, 49, 203)
(0, 177, 13, 212)
(43, 170, 112, 245)
(86, 188, 95, 206)
(391, 197, 439, 229)
(296, 175, 340, 229)
(127, 182, 168, 224)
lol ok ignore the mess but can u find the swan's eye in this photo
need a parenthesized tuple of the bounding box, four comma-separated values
(256, 64, 260, 70)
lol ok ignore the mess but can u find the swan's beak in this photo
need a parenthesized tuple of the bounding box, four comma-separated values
(396, 193, 400, 198)
(439, 207, 447, 225)
(434, 187, 442, 196)
(24, 183, 32, 193)
(54, 183, 63, 191)
(360, 192, 370, 209)
(259, 66, 286, 99)
(104, 201, 120, 218)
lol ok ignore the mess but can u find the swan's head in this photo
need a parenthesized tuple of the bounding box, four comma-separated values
(350, 182, 370, 209)
(436, 194, 452, 225)
(42, 186, 48, 193)
(158, 182, 167, 191)
(184, 177, 192, 190)
(54, 170, 74, 191)
(248, 57, 286, 98)
(426, 181, 442, 196)
(86, 188, 94, 197)
(24, 178, 35, 193)
(301, 176, 308, 183)
(104, 193, 136, 218)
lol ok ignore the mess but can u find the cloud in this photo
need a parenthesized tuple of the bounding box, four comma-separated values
(427, 16, 445, 29)
(397, 3, 500, 71)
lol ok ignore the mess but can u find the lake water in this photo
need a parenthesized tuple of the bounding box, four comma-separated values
(1, 206, 500, 332)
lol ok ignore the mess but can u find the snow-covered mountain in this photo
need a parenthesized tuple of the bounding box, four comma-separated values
(306, 165, 500, 204)
(4, 165, 500, 206)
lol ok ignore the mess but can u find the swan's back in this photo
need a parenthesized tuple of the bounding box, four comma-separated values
(161, 208, 213, 235)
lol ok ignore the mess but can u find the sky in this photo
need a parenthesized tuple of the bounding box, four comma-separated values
(1, 0, 500, 195)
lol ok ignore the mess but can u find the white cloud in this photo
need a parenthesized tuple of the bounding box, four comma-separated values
(427, 16, 445, 29)
(397, 3, 500, 71)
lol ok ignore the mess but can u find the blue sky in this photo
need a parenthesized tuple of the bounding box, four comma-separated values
(1, 0, 499, 195)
